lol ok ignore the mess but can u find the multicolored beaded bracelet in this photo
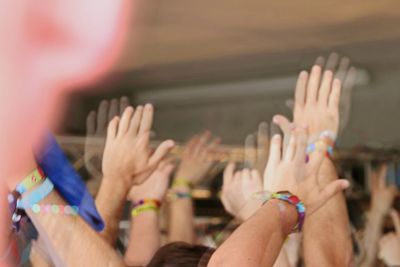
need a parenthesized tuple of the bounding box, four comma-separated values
(131, 203, 160, 217)
(132, 199, 161, 209)
(15, 167, 46, 194)
(30, 204, 79, 215)
(270, 191, 306, 232)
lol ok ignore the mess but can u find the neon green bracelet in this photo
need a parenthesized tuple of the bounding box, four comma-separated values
(131, 203, 159, 217)
(172, 178, 192, 188)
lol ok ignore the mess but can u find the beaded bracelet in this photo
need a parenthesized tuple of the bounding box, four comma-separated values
(15, 167, 46, 194)
(172, 178, 192, 189)
(30, 204, 79, 215)
(132, 198, 161, 209)
(131, 203, 160, 217)
(270, 191, 305, 232)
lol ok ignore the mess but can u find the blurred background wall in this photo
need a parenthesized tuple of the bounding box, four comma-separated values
(63, 0, 400, 149)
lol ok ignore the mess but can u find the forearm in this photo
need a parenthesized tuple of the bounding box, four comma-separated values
(168, 183, 195, 243)
(96, 177, 128, 245)
(124, 212, 160, 266)
(28, 191, 125, 267)
(208, 199, 297, 267)
(168, 198, 195, 243)
(303, 159, 352, 267)
(359, 210, 385, 267)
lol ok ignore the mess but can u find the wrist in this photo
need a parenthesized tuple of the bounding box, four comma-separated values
(267, 199, 298, 235)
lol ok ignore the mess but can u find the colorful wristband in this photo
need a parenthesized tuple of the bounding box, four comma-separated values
(16, 178, 54, 209)
(270, 191, 305, 232)
(132, 198, 162, 209)
(15, 167, 46, 194)
(172, 178, 192, 188)
(31, 204, 79, 215)
(167, 190, 192, 201)
(131, 203, 159, 217)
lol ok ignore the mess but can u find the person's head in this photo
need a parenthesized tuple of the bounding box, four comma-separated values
(147, 242, 215, 267)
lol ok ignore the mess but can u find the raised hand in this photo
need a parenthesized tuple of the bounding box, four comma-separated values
(221, 163, 263, 221)
(244, 121, 269, 175)
(174, 131, 220, 185)
(128, 160, 175, 202)
(378, 210, 400, 266)
(102, 104, 175, 187)
(85, 97, 130, 178)
(264, 128, 349, 215)
(370, 163, 397, 215)
(284, 53, 357, 137)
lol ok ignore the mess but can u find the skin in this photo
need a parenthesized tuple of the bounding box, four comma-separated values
(85, 97, 130, 195)
(378, 209, 400, 266)
(221, 164, 263, 221)
(360, 164, 397, 267)
(25, 104, 173, 266)
(168, 131, 220, 244)
(125, 161, 175, 267)
(0, 1, 131, 265)
(208, 129, 349, 267)
(244, 121, 270, 174)
(274, 57, 353, 267)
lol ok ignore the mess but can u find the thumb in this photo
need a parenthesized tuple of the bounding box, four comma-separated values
(311, 179, 349, 215)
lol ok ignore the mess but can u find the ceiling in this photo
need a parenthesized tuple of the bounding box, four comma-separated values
(112, 0, 400, 86)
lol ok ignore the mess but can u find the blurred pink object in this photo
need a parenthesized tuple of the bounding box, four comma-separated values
(0, 0, 132, 265)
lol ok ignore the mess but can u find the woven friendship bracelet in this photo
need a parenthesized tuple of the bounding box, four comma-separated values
(270, 191, 305, 232)
(132, 198, 162, 208)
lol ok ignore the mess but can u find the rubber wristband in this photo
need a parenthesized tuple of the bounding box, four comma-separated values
(172, 178, 192, 188)
(15, 167, 46, 194)
(17, 178, 54, 209)
(131, 203, 159, 217)
(270, 191, 305, 232)
(167, 191, 192, 201)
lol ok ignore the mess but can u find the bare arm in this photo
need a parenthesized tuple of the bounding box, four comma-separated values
(125, 212, 159, 266)
(124, 161, 174, 266)
(303, 159, 353, 267)
(360, 164, 396, 267)
(168, 184, 195, 243)
(208, 199, 297, 267)
(168, 131, 219, 244)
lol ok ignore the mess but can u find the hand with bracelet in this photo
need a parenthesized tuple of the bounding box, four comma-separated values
(96, 104, 175, 245)
(273, 54, 354, 267)
(208, 126, 349, 267)
(221, 164, 263, 222)
(168, 131, 220, 244)
(124, 160, 175, 267)
(173, 130, 221, 186)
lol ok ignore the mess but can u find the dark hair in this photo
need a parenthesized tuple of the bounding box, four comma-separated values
(146, 242, 215, 267)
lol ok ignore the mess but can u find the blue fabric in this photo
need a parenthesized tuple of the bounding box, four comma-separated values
(36, 134, 104, 231)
